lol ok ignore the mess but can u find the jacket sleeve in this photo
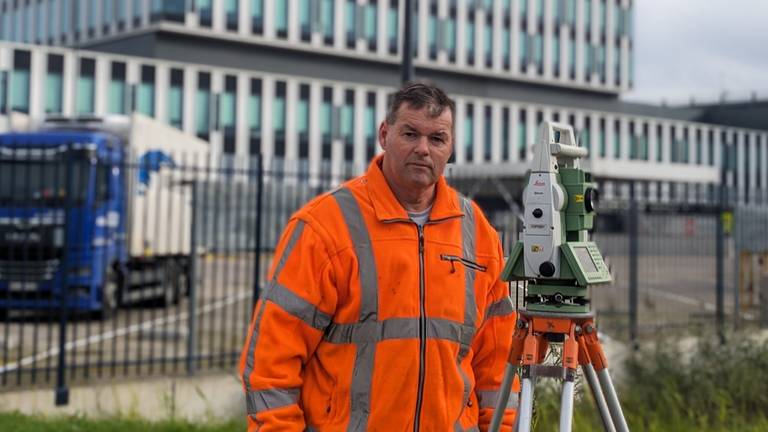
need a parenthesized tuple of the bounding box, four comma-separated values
(239, 218, 337, 432)
(471, 240, 519, 432)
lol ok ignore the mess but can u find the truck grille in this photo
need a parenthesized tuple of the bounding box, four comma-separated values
(0, 259, 60, 282)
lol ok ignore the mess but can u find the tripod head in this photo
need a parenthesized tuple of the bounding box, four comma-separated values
(501, 121, 611, 314)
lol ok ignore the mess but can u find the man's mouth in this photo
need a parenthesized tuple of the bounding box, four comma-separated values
(409, 163, 431, 169)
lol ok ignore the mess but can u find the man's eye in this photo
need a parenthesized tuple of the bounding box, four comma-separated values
(404, 132, 417, 138)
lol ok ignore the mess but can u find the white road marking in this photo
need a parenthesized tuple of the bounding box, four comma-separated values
(0, 289, 251, 375)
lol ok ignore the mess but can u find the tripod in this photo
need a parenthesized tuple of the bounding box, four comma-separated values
(489, 310, 629, 432)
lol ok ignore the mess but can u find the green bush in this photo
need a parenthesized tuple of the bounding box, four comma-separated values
(531, 333, 768, 431)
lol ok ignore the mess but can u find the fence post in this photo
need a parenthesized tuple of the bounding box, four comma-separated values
(54, 148, 73, 406)
(252, 153, 265, 306)
(628, 180, 639, 349)
(716, 154, 727, 343)
(187, 181, 199, 376)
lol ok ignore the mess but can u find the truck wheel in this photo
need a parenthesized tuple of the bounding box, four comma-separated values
(95, 278, 119, 320)
(159, 263, 180, 307)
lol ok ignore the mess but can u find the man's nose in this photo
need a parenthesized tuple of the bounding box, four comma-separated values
(414, 136, 430, 155)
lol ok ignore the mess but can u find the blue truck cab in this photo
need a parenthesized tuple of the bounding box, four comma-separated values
(0, 116, 193, 319)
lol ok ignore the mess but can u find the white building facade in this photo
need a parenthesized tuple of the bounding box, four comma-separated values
(0, 1, 766, 202)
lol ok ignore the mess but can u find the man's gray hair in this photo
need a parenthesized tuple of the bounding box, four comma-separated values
(386, 82, 456, 125)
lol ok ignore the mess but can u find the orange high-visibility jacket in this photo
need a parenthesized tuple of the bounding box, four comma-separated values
(240, 155, 518, 431)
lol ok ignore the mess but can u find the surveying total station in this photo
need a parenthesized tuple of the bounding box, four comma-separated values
(489, 122, 629, 432)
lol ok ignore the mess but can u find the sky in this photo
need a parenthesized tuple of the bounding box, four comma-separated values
(623, 0, 768, 105)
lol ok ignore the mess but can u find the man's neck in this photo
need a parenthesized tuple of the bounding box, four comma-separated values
(391, 184, 436, 213)
(381, 171, 436, 213)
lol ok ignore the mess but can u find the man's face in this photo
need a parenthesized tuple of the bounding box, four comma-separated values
(379, 104, 454, 192)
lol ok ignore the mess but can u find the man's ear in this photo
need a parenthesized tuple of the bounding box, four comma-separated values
(378, 121, 389, 152)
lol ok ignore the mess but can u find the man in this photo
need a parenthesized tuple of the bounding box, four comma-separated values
(240, 82, 517, 431)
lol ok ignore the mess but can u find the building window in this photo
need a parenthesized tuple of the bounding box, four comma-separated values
(116, 0, 127, 27)
(321, 87, 333, 161)
(519, 30, 528, 68)
(276, 0, 288, 37)
(36, 1, 46, 42)
(137, 65, 156, 117)
(388, 0, 398, 54)
(614, 43, 621, 85)
(299, 0, 311, 41)
(447, 4, 457, 62)
(656, 124, 663, 162)
(342, 89, 354, 162)
(198, 0, 212, 27)
(670, 126, 678, 163)
(568, 38, 575, 79)
(10, 51, 31, 113)
(484, 16, 493, 68)
(757, 135, 763, 189)
(582, 118, 591, 156)
(518, 110, 527, 160)
(553, 36, 560, 75)
(598, 45, 606, 82)
(252, 0, 263, 33)
(0, 71, 6, 114)
(520, 0, 527, 19)
(428, 2, 438, 60)
(599, 0, 606, 35)
(108, 62, 127, 114)
(533, 34, 543, 73)
(465, 103, 474, 162)
(221, 75, 237, 154)
(484, 106, 492, 161)
(248, 78, 262, 156)
(365, 0, 377, 51)
(680, 129, 689, 164)
(298, 84, 311, 160)
(274, 81, 287, 158)
(502, 25, 511, 69)
(584, 0, 592, 30)
(613, 120, 620, 159)
(708, 130, 715, 167)
(320, 0, 333, 44)
(226, 0, 238, 31)
(45, 54, 64, 114)
(168, 69, 184, 129)
(598, 118, 606, 157)
(695, 129, 702, 165)
(196, 72, 211, 140)
(365, 92, 376, 162)
(133, 0, 142, 26)
(466, 11, 475, 66)
(502, 107, 510, 160)
(76, 57, 96, 114)
(536, 0, 544, 23)
(345, 0, 356, 48)
(614, 4, 623, 37)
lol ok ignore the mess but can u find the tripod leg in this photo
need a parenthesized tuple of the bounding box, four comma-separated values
(490, 362, 518, 432)
(516, 369, 536, 432)
(597, 369, 629, 432)
(583, 363, 616, 432)
(559, 369, 576, 432)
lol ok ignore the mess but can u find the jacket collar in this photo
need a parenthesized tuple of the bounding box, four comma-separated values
(364, 154, 465, 222)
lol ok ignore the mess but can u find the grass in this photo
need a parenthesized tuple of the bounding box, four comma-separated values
(0, 412, 244, 432)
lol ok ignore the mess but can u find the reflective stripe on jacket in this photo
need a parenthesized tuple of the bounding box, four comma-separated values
(240, 155, 518, 431)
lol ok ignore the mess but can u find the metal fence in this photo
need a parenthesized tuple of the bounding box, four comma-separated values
(0, 153, 766, 401)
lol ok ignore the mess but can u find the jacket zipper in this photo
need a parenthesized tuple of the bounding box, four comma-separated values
(413, 224, 427, 432)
